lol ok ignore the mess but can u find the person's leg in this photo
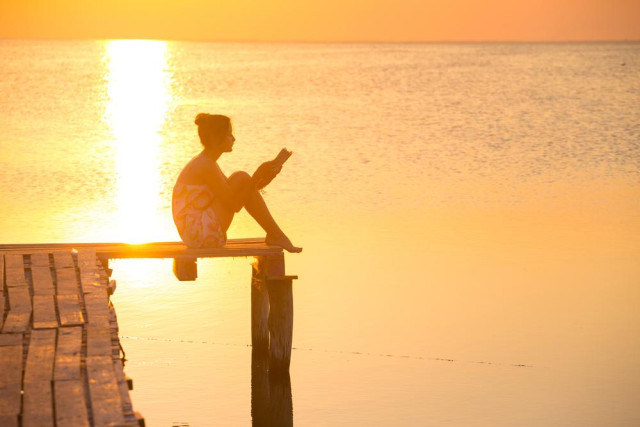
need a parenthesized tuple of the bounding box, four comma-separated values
(222, 172, 302, 253)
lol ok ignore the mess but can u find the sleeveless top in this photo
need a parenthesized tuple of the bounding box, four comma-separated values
(172, 182, 227, 248)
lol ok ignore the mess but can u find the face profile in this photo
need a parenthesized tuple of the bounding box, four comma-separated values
(221, 125, 235, 152)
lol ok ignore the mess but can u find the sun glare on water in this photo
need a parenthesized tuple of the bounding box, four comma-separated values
(104, 40, 173, 243)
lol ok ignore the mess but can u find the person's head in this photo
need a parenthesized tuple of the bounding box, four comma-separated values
(194, 113, 235, 152)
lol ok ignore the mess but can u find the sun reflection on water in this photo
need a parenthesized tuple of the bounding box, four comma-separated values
(104, 40, 173, 243)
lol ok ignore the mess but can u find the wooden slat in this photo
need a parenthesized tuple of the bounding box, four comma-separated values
(4, 287, 32, 332)
(1, 313, 31, 333)
(4, 268, 27, 287)
(86, 356, 125, 427)
(24, 329, 56, 383)
(77, 249, 97, 270)
(53, 252, 74, 269)
(80, 270, 105, 294)
(84, 291, 110, 327)
(54, 327, 82, 381)
(0, 345, 23, 416)
(32, 266, 55, 295)
(0, 296, 4, 331)
(56, 295, 85, 326)
(0, 334, 22, 347)
(87, 327, 113, 358)
(54, 380, 89, 427)
(7, 287, 31, 312)
(0, 239, 282, 261)
(30, 252, 51, 267)
(3, 254, 24, 270)
(0, 238, 267, 251)
(22, 382, 54, 426)
(33, 295, 58, 329)
(0, 415, 19, 427)
(100, 245, 282, 260)
(55, 268, 78, 295)
(22, 330, 56, 424)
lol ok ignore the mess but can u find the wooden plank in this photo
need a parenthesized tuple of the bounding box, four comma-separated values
(0, 345, 23, 416)
(7, 287, 31, 312)
(22, 381, 54, 426)
(54, 327, 82, 381)
(100, 245, 282, 260)
(0, 240, 282, 261)
(3, 254, 24, 270)
(30, 252, 51, 267)
(0, 334, 22, 347)
(1, 312, 31, 333)
(0, 296, 4, 331)
(86, 356, 125, 427)
(24, 329, 56, 383)
(55, 268, 78, 295)
(53, 251, 74, 269)
(76, 249, 97, 270)
(56, 295, 85, 326)
(4, 268, 27, 287)
(33, 295, 58, 329)
(32, 266, 55, 295)
(54, 380, 89, 427)
(80, 270, 105, 294)
(22, 330, 56, 425)
(0, 415, 19, 427)
(84, 291, 110, 327)
(86, 327, 112, 358)
(0, 238, 268, 252)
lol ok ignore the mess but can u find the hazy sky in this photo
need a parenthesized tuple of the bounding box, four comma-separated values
(1, 0, 639, 42)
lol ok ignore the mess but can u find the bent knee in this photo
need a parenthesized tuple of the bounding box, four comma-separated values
(228, 171, 252, 189)
(229, 171, 251, 182)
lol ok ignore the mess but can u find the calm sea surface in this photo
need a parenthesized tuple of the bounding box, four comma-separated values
(1, 40, 639, 426)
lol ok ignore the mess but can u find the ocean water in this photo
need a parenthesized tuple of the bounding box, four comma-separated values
(1, 40, 639, 426)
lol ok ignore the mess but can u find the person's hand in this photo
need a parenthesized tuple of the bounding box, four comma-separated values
(253, 161, 282, 190)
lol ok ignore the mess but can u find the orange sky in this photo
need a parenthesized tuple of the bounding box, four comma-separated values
(1, 0, 639, 42)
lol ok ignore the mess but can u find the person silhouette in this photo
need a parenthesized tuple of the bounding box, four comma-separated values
(172, 113, 302, 253)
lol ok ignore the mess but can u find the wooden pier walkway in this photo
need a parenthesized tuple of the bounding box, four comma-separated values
(0, 248, 142, 426)
(1, 238, 297, 425)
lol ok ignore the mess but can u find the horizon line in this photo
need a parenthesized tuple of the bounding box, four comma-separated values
(1, 36, 639, 44)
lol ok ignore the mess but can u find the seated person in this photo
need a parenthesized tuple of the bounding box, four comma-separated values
(172, 113, 302, 253)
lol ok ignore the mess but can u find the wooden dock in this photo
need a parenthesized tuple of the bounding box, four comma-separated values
(1, 239, 297, 425)
(0, 248, 141, 426)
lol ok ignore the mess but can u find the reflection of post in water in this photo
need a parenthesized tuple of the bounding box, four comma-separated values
(251, 254, 295, 426)
(251, 347, 293, 427)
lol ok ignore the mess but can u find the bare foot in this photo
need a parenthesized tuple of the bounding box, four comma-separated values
(266, 233, 302, 253)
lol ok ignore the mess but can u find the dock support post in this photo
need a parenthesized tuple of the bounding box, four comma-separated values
(251, 254, 294, 372)
(265, 254, 293, 372)
(251, 260, 270, 353)
(251, 346, 293, 427)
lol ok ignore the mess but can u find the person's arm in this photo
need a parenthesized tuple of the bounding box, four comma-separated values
(253, 161, 282, 190)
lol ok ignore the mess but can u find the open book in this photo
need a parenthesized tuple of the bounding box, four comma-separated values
(273, 148, 292, 167)
(253, 148, 292, 190)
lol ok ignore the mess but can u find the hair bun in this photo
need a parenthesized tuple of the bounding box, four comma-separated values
(194, 113, 211, 126)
